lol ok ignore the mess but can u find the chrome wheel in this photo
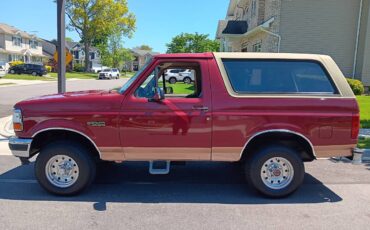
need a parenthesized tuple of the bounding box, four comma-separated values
(45, 155, 79, 188)
(260, 157, 294, 190)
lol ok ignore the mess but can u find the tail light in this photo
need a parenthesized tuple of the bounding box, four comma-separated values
(351, 113, 360, 139)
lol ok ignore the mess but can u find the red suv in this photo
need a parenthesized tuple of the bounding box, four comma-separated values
(9, 53, 359, 197)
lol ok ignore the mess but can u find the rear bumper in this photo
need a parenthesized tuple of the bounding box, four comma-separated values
(8, 136, 32, 158)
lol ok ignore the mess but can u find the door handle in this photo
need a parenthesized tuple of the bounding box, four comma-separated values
(192, 106, 209, 111)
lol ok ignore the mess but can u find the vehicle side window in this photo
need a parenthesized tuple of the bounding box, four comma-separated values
(135, 63, 201, 99)
(222, 60, 337, 94)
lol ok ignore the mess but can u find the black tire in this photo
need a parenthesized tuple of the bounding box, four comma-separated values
(35, 141, 96, 196)
(32, 72, 37, 76)
(244, 145, 305, 198)
(169, 77, 177, 84)
(10, 70, 15, 74)
(183, 77, 191, 84)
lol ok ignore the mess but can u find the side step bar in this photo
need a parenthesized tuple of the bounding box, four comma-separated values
(149, 161, 170, 175)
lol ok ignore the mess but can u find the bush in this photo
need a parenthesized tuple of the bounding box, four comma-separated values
(45, 65, 52, 73)
(73, 63, 85, 72)
(346, 78, 365, 95)
(9, 61, 24, 66)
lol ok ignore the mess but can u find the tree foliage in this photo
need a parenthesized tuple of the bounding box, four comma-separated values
(135, 44, 153, 51)
(64, 0, 135, 71)
(166, 33, 220, 53)
(98, 29, 134, 69)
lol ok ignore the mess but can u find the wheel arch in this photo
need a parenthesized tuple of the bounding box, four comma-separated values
(241, 129, 316, 162)
(30, 128, 102, 160)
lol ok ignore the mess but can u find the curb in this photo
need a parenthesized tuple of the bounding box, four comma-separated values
(0, 116, 14, 138)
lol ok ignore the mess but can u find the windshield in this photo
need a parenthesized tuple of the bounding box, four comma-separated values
(119, 58, 152, 94)
(103, 69, 111, 72)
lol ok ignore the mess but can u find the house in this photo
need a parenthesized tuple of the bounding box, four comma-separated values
(67, 41, 102, 71)
(216, 0, 370, 89)
(126, 48, 159, 71)
(0, 23, 44, 64)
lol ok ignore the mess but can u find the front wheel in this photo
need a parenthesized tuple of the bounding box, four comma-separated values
(35, 141, 96, 195)
(10, 70, 15, 74)
(244, 145, 304, 198)
(31, 72, 37, 76)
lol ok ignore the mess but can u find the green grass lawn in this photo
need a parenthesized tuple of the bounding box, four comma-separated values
(3, 74, 54, 81)
(358, 138, 370, 149)
(3, 71, 135, 81)
(49, 72, 96, 79)
(356, 96, 370, 128)
(159, 82, 194, 95)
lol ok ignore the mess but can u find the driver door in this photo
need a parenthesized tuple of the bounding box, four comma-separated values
(119, 59, 212, 161)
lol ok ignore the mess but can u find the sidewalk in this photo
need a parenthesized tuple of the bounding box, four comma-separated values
(0, 78, 89, 88)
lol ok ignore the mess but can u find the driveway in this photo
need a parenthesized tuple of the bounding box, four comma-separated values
(0, 155, 369, 229)
(0, 79, 128, 117)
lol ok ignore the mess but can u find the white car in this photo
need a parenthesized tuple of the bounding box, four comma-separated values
(179, 69, 195, 84)
(92, 66, 109, 73)
(165, 69, 193, 84)
(0, 63, 7, 78)
(98, 68, 120, 80)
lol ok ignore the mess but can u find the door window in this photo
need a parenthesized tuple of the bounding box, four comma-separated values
(135, 63, 201, 99)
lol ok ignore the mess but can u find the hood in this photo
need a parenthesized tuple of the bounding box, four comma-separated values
(15, 90, 123, 114)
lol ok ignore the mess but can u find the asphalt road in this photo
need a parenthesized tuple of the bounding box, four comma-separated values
(0, 154, 369, 230)
(0, 79, 128, 117)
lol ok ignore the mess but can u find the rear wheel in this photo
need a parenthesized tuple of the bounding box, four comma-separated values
(35, 141, 96, 195)
(244, 145, 304, 198)
(31, 71, 37, 76)
(183, 77, 191, 84)
(10, 70, 15, 74)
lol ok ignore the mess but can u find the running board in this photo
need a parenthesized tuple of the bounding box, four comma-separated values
(149, 161, 170, 175)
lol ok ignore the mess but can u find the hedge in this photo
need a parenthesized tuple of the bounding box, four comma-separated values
(346, 78, 365, 95)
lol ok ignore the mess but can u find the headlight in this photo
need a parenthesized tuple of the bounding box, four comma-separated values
(13, 109, 23, 131)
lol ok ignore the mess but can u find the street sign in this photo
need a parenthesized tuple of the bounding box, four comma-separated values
(54, 48, 73, 65)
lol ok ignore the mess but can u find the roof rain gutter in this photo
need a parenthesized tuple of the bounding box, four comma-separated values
(353, 0, 364, 79)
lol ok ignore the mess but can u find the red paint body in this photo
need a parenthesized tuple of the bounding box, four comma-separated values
(14, 53, 359, 161)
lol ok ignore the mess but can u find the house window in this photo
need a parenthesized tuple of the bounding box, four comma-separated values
(29, 40, 38, 49)
(12, 36, 22, 46)
(253, 42, 262, 52)
(90, 52, 95, 60)
(252, 0, 257, 16)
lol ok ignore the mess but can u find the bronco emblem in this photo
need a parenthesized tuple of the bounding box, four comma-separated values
(87, 121, 106, 127)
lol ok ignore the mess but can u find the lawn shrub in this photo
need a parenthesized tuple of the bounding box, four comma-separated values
(347, 78, 365, 95)
(73, 63, 85, 72)
(45, 65, 52, 72)
(9, 61, 24, 66)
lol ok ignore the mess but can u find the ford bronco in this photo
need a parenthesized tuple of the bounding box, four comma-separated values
(9, 53, 359, 197)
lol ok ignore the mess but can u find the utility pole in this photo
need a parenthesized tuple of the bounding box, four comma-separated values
(57, 0, 66, 93)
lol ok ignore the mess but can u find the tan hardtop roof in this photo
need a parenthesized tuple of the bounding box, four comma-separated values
(212, 52, 355, 98)
(213, 52, 331, 61)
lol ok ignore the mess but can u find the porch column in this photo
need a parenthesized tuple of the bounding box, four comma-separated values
(57, 0, 66, 93)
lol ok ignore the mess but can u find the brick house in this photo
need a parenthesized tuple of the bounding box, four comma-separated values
(216, 0, 370, 88)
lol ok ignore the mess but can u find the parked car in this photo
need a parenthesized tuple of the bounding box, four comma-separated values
(179, 69, 195, 84)
(98, 68, 120, 79)
(0, 63, 6, 78)
(8, 64, 47, 76)
(164, 69, 186, 84)
(92, 66, 109, 73)
(9, 52, 359, 197)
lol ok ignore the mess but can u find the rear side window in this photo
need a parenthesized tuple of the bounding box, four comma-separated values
(222, 60, 337, 94)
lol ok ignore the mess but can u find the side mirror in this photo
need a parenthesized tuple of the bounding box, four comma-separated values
(149, 87, 164, 102)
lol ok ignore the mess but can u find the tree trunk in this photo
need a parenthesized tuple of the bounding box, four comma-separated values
(84, 42, 91, 72)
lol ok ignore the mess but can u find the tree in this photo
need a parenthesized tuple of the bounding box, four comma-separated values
(98, 29, 134, 69)
(135, 44, 152, 51)
(166, 33, 220, 53)
(66, 37, 74, 42)
(64, 0, 135, 71)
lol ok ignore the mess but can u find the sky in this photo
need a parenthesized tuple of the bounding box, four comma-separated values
(0, 0, 229, 53)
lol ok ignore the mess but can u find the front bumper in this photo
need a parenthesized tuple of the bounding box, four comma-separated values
(8, 136, 32, 158)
